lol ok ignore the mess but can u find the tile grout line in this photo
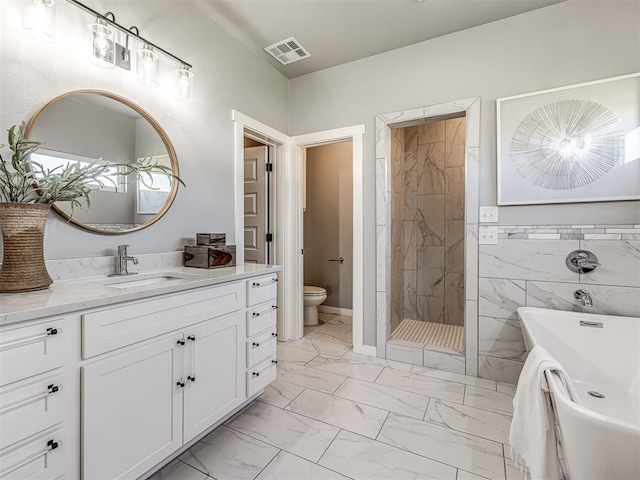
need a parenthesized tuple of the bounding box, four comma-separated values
(374, 410, 391, 441)
(249, 449, 282, 480)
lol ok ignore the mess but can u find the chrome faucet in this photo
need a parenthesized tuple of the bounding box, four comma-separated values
(110, 245, 138, 277)
(574, 289, 593, 308)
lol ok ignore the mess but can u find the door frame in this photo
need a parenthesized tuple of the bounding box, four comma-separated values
(291, 125, 371, 356)
(232, 110, 371, 354)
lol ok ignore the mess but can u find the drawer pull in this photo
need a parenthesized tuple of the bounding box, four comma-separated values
(187, 376, 196, 383)
(272, 360, 278, 365)
(0, 384, 62, 416)
(252, 372, 260, 377)
(176, 380, 185, 388)
(2, 438, 61, 477)
(187, 335, 196, 341)
(252, 305, 278, 317)
(252, 278, 278, 287)
(0, 327, 61, 351)
(271, 332, 278, 337)
(252, 342, 260, 347)
(176, 339, 185, 346)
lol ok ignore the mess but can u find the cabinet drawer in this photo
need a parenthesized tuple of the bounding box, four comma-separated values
(0, 426, 67, 480)
(0, 320, 65, 387)
(83, 282, 244, 358)
(247, 330, 277, 368)
(246, 274, 278, 307)
(247, 356, 277, 398)
(0, 372, 66, 450)
(246, 302, 277, 338)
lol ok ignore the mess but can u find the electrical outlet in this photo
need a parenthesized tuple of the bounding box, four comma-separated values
(479, 226, 498, 245)
(479, 206, 499, 223)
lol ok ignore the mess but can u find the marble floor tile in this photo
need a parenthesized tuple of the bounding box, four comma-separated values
(457, 470, 492, 480)
(464, 386, 514, 415)
(307, 354, 384, 382)
(424, 398, 512, 444)
(497, 382, 517, 396)
(302, 328, 325, 339)
(386, 341, 425, 366)
(411, 365, 497, 390)
(276, 344, 319, 364)
(318, 312, 338, 323)
(504, 445, 526, 480)
(319, 430, 456, 480)
(277, 361, 347, 394)
(375, 368, 465, 403)
(147, 459, 207, 480)
(179, 426, 278, 480)
(286, 337, 351, 357)
(226, 401, 339, 462)
(326, 314, 352, 325)
(258, 379, 305, 408)
(256, 451, 349, 480)
(286, 389, 389, 439)
(315, 322, 352, 335)
(341, 349, 414, 372)
(377, 414, 505, 480)
(316, 330, 354, 346)
(334, 377, 429, 420)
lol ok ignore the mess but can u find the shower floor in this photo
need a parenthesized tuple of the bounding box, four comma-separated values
(391, 318, 464, 353)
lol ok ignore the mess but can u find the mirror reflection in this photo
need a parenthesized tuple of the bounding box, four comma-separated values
(26, 90, 179, 234)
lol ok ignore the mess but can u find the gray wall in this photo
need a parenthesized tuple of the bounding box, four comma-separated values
(289, 0, 640, 346)
(304, 141, 353, 310)
(1, 0, 288, 257)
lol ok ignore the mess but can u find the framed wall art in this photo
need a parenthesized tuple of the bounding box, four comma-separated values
(497, 72, 640, 205)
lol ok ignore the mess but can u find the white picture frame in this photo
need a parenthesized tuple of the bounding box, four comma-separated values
(497, 72, 640, 205)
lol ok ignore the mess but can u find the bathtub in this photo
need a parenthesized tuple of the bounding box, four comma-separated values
(517, 307, 640, 480)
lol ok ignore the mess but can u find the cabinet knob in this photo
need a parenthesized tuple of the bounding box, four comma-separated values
(177, 339, 185, 346)
(272, 360, 278, 364)
(47, 384, 59, 394)
(176, 380, 185, 388)
(187, 376, 196, 383)
(271, 332, 278, 337)
(187, 335, 196, 341)
(253, 312, 260, 317)
(47, 439, 59, 450)
(47, 327, 58, 336)
(252, 372, 260, 377)
(252, 342, 260, 347)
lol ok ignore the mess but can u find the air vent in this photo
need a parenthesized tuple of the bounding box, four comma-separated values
(264, 37, 311, 65)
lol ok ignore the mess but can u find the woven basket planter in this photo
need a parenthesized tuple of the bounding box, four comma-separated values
(0, 203, 53, 292)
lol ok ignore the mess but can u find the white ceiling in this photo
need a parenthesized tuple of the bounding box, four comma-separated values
(191, 0, 563, 79)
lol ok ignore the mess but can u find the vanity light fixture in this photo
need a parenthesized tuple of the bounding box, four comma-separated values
(22, 0, 56, 43)
(175, 65, 194, 103)
(89, 14, 116, 68)
(137, 44, 160, 87)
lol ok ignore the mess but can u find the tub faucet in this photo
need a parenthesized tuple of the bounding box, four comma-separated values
(110, 245, 138, 277)
(574, 289, 592, 308)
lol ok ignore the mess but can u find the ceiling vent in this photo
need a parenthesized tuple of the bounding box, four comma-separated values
(264, 37, 311, 65)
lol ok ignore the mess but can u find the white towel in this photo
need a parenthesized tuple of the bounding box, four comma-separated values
(509, 346, 577, 480)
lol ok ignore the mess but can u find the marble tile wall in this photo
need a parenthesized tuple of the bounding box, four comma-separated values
(477, 228, 640, 383)
(397, 119, 465, 326)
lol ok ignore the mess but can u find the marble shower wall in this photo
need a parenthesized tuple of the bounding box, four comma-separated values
(390, 128, 405, 333)
(397, 119, 466, 326)
(477, 226, 640, 384)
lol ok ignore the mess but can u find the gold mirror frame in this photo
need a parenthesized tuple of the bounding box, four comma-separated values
(25, 89, 180, 235)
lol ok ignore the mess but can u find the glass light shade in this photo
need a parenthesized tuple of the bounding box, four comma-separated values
(175, 66, 194, 102)
(90, 20, 116, 68)
(137, 45, 160, 87)
(23, 0, 56, 43)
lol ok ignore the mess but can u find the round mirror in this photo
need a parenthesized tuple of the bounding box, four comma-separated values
(25, 90, 180, 234)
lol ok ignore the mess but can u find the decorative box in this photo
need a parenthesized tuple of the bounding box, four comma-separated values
(184, 245, 236, 269)
(196, 233, 226, 246)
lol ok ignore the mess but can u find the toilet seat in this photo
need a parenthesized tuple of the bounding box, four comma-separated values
(304, 286, 326, 296)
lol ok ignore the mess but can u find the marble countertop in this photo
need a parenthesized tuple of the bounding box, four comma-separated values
(0, 264, 282, 326)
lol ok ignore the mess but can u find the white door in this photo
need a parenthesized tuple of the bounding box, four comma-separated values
(244, 146, 269, 264)
(182, 312, 245, 441)
(82, 334, 184, 480)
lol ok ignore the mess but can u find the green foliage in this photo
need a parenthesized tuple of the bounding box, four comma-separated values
(0, 122, 185, 213)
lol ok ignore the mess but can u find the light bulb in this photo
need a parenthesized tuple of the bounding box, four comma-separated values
(137, 44, 159, 87)
(89, 19, 115, 68)
(175, 65, 193, 102)
(23, 0, 56, 43)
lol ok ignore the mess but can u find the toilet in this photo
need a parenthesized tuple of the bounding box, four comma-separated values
(303, 286, 327, 326)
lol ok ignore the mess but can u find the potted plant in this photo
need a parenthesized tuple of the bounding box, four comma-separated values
(0, 122, 184, 292)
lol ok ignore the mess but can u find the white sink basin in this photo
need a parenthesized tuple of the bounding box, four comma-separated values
(104, 272, 199, 289)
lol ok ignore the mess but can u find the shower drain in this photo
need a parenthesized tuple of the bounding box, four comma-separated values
(588, 391, 605, 398)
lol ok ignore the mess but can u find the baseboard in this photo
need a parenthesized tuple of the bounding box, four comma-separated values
(318, 305, 353, 316)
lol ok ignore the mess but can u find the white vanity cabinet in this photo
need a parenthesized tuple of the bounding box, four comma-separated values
(82, 290, 246, 480)
(0, 317, 74, 479)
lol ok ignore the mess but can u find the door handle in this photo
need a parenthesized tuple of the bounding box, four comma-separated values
(328, 257, 344, 264)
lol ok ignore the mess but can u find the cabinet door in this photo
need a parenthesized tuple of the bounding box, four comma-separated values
(183, 312, 245, 441)
(82, 334, 184, 480)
